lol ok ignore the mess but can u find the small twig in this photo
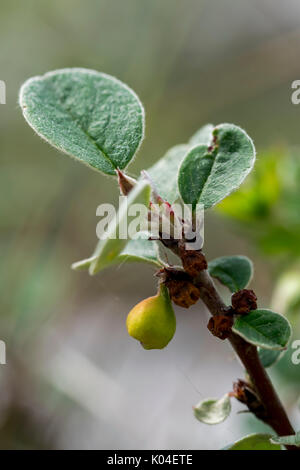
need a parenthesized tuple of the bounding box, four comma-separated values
(197, 270, 296, 442)
(158, 237, 298, 450)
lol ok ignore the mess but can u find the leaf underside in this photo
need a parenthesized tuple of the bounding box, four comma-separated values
(147, 144, 190, 203)
(89, 181, 151, 274)
(19, 68, 145, 175)
(194, 394, 231, 425)
(271, 431, 300, 447)
(189, 123, 214, 146)
(72, 235, 162, 273)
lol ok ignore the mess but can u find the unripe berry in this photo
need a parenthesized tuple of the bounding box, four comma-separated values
(126, 285, 176, 350)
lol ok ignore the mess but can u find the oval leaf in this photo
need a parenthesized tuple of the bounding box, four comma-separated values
(72, 235, 162, 272)
(178, 144, 213, 209)
(19, 68, 145, 175)
(117, 237, 162, 267)
(270, 431, 300, 447)
(145, 123, 213, 204)
(178, 124, 256, 209)
(232, 309, 292, 350)
(258, 348, 284, 368)
(89, 181, 151, 275)
(208, 255, 253, 293)
(226, 433, 281, 450)
(194, 394, 231, 425)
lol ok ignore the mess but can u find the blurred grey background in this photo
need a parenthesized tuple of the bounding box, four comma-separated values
(1, 0, 300, 449)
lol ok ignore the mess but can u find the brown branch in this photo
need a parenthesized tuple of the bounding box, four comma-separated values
(159, 239, 298, 450)
(195, 270, 297, 449)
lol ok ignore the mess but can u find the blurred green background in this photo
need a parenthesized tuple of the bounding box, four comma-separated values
(1, 0, 300, 449)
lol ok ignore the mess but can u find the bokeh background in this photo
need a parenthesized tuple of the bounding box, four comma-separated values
(1, 0, 300, 449)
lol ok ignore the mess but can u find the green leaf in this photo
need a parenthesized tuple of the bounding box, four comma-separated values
(208, 255, 253, 293)
(89, 180, 151, 275)
(19, 68, 144, 175)
(226, 434, 281, 450)
(258, 348, 284, 368)
(145, 124, 214, 204)
(189, 124, 214, 146)
(146, 125, 214, 204)
(116, 236, 161, 267)
(194, 394, 231, 425)
(270, 431, 300, 447)
(178, 144, 214, 209)
(72, 257, 94, 271)
(72, 235, 162, 272)
(147, 144, 189, 203)
(232, 309, 292, 350)
(178, 124, 256, 209)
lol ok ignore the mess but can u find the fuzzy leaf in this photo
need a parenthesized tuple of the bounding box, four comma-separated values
(72, 235, 162, 272)
(233, 309, 292, 350)
(271, 431, 300, 447)
(115, 237, 161, 267)
(89, 181, 151, 275)
(194, 394, 231, 425)
(258, 348, 284, 368)
(72, 257, 94, 271)
(145, 124, 213, 204)
(19, 68, 144, 175)
(147, 144, 189, 203)
(208, 255, 253, 293)
(226, 434, 281, 450)
(189, 123, 214, 146)
(178, 144, 213, 209)
(178, 124, 256, 209)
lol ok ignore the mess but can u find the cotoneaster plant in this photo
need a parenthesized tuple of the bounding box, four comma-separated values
(19, 68, 300, 450)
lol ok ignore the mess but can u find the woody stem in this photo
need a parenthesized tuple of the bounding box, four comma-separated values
(159, 234, 297, 449)
(195, 269, 297, 450)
